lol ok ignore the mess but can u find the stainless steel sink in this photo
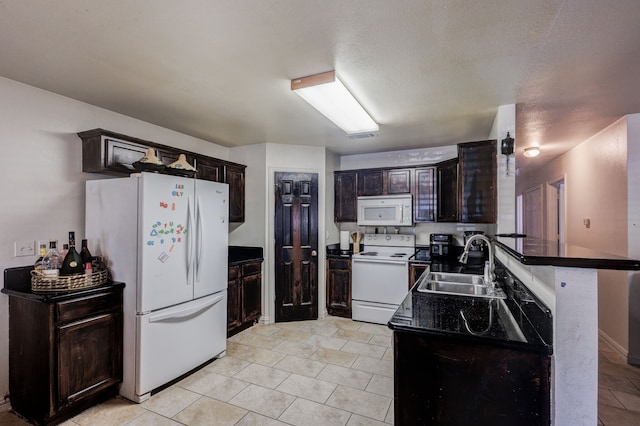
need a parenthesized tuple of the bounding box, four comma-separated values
(416, 272, 506, 299)
(428, 272, 485, 285)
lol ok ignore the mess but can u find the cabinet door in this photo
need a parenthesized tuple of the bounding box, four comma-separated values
(104, 137, 147, 172)
(357, 170, 384, 196)
(225, 164, 246, 223)
(227, 265, 242, 333)
(413, 167, 436, 222)
(334, 171, 357, 222)
(408, 263, 428, 290)
(57, 311, 122, 407)
(194, 157, 224, 182)
(458, 141, 497, 223)
(385, 169, 412, 194)
(437, 158, 459, 222)
(241, 273, 262, 324)
(326, 259, 351, 318)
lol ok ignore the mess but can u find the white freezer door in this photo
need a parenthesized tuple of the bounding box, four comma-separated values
(193, 179, 229, 298)
(139, 173, 195, 313)
(136, 292, 227, 397)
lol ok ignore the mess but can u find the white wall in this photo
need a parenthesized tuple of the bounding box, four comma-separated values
(490, 104, 516, 235)
(0, 77, 229, 406)
(517, 116, 631, 350)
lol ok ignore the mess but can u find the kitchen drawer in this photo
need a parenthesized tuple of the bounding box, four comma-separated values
(229, 265, 240, 280)
(329, 258, 350, 270)
(56, 291, 121, 323)
(241, 262, 261, 276)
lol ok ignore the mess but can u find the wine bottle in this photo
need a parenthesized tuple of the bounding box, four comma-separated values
(80, 239, 93, 265)
(42, 240, 61, 277)
(34, 244, 47, 272)
(61, 231, 84, 276)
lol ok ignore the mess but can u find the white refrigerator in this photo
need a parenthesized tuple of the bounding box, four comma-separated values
(86, 172, 228, 403)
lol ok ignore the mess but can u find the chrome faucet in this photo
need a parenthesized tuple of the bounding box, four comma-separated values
(459, 234, 495, 286)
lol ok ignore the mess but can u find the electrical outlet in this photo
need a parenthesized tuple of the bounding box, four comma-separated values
(583, 218, 591, 228)
(14, 240, 35, 257)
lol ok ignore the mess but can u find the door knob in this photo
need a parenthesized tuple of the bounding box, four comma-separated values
(311, 250, 317, 256)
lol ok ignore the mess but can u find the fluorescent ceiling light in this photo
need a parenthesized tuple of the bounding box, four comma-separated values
(523, 147, 541, 157)
(291, 71, 378, 135)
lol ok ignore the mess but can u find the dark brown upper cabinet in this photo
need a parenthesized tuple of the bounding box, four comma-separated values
(458, 140, 497, 223)
(385, 168, 412, 194)
(413, 167, 436, 222)
(436, 158, 459, 222)
(78, 128, 246, 222)
(357, 169, 384, 196)
(334, 171, 358, 222)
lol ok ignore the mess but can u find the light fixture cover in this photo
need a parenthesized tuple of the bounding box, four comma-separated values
(524, 147, 541, 157)
(291, 71, 378, 135)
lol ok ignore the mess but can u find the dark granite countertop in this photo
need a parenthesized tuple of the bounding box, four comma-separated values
(229, 246, 264, 265)
(388, 262, 553, 354)
(3, 265, 125, 302)
(494, 236, 640, 270)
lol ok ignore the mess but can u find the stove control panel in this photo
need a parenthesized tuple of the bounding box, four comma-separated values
(363, 233, 415, 247)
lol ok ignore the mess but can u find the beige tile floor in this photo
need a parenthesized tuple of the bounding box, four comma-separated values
(2, 316, 640, 425)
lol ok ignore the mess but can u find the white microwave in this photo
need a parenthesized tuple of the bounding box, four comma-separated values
(357, 195, 413, 226)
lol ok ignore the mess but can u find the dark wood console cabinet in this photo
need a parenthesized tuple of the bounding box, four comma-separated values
(326, 258, 352, 318)
(6, 284, 123, 425)
(78, 128, 246, 222)
(228, 261, 262, 336)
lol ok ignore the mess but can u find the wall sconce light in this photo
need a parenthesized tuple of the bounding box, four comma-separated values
(291, 70, 378, 135)
(501, 132, 514, 156)
(501, 132, 515, 176)
(524, 147, 541, 158)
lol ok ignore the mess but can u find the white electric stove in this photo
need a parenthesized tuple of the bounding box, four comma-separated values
(351, 234, 416, 324)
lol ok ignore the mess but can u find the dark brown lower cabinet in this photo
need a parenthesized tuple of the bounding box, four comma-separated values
(7, 286, 123, 425)
(326, 258, 351, 318)
(394, 330, 551, 426)
(228, 261, 262, 336)
(408, 263, 428, 290)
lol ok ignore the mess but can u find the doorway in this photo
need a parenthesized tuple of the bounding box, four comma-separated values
(546, 178, 565, 243)
(274, 172, 319, 322)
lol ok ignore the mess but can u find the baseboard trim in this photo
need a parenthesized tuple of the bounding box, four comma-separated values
(598, 329, 628, 357)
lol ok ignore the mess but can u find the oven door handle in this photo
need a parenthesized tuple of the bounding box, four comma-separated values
(352, 259, 408, 265)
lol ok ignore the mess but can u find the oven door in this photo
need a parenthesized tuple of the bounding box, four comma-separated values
(351, 257, 409, 324)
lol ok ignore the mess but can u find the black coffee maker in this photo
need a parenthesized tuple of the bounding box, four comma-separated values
(429, 234, 455, 260)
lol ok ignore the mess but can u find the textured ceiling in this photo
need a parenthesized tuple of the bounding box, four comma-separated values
(1, 0, 640, 172)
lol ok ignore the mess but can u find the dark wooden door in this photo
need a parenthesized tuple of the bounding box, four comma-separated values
(274, 172, 319, 322)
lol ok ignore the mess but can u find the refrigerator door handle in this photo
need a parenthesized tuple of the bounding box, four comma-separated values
(195, 196, 203, 282)
(148, 294, 224, 323)
(186, 196, 194, 283)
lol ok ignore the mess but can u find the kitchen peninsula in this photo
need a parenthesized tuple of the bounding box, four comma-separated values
(390, 236, 640, 425)
(493, 237, 640, 424)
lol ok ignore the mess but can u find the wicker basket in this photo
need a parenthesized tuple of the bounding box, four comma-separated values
(31, 269, 109, 293)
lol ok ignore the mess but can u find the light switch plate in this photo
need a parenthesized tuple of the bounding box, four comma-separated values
(14, 240, 35, 257)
